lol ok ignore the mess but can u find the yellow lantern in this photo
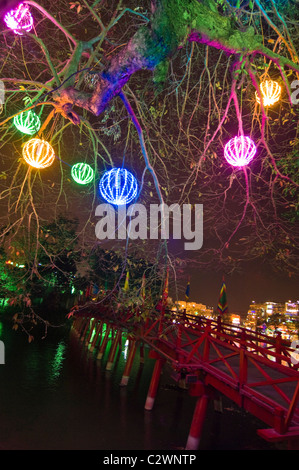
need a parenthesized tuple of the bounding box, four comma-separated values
(22, 138, 55, 169)
(256, 79, 281, 107)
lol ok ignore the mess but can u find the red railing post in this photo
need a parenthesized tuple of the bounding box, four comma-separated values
(97, 323, 111, 360)
(80, 318, 90, 342)
(284, 381, 299, 433)
(106, 329, 122, 370)
(145, 357, 165, 411)
(275, 332, 282, 364)
(185, 394, 209, 450)
(239, 330, 248, 387)
(203, 320, 211, 362)
(90, 320, 103, 352)
(120, 339, 137, 386)
(176, 323, 182, 349)
(176, 322, 183, 364)
(85, 318, 96, 346)
(274, 407, 285, 434)
(89, 320, 103, 352)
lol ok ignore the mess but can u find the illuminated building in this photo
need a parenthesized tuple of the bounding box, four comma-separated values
(245, 300, 299, 337)
(285, 301, 299, 318)
(248, 300, 284, 319)
(226, 314, 240, 326)
(174, 300, 213, 317)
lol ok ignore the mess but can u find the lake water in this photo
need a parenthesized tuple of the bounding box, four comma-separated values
(0, 318, 281, 451)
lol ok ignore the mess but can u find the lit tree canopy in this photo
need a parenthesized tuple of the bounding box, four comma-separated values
(0, 0, 298, 303)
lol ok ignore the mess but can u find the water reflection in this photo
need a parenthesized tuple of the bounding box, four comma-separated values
(0, 319, 281, 450)
(49, 341, 66, 383)
(122, 339, 129, 361)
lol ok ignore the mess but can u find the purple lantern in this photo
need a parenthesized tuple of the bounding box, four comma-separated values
(4, 3, 33, 35)
(224, 136, 257, 167)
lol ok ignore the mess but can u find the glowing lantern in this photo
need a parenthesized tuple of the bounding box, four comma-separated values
(22, 138, 55, 169)
(13, 110, 41, 135)
(224, 136, 257, 167)
(4, 3, 34, 35)
(255, 80, 281, 107)
(71, 162, 94, 185)
(99, 168, 138, 205)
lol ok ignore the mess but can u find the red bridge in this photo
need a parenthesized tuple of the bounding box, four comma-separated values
(70, 304, 299, 450)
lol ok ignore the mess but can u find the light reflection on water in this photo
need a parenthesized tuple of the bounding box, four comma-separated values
(49, 341, 66, 383)
(0, 319, 280, 450)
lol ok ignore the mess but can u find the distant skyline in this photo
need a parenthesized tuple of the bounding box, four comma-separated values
(173, 263, 299, 314)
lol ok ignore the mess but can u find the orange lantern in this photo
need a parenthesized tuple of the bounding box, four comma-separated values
(256, 79, 281, 107)
(22, 138, 55, 169)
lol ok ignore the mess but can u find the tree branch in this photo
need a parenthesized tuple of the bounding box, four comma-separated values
(53, 0, 299, 119)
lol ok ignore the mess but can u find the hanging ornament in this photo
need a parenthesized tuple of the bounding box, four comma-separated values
(224, 136, 257, 167)
(71, 162, 94, 185)
(255, 80, 281, 107)
(4, 3, 34, 35)
(13, 110, 41, 135)
(99, 168, 138, 205)
(22, 138, 55, 169)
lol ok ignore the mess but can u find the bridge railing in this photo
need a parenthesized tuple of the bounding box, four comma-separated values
(72, 303, 298, 370)
(149, 311, 299, 435)
(157, 309, 298, 370)
(71, 303, 299, 437)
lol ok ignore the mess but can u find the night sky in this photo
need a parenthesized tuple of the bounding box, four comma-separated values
(182, 262, 299, 314)
(81, 196, 298, 315)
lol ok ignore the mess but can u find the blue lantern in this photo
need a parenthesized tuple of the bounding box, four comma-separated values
(99, 168, 138, 205)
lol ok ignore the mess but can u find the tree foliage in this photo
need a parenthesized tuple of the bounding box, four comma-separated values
(0, 0, 298, 313)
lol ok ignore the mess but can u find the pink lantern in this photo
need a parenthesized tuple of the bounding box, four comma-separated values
(224, 136, 256, 167)
(4, 3, 33, 35)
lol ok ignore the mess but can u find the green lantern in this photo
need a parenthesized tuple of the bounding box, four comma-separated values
(71, 162, 94, 185)
(13, 110, 41, 135)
